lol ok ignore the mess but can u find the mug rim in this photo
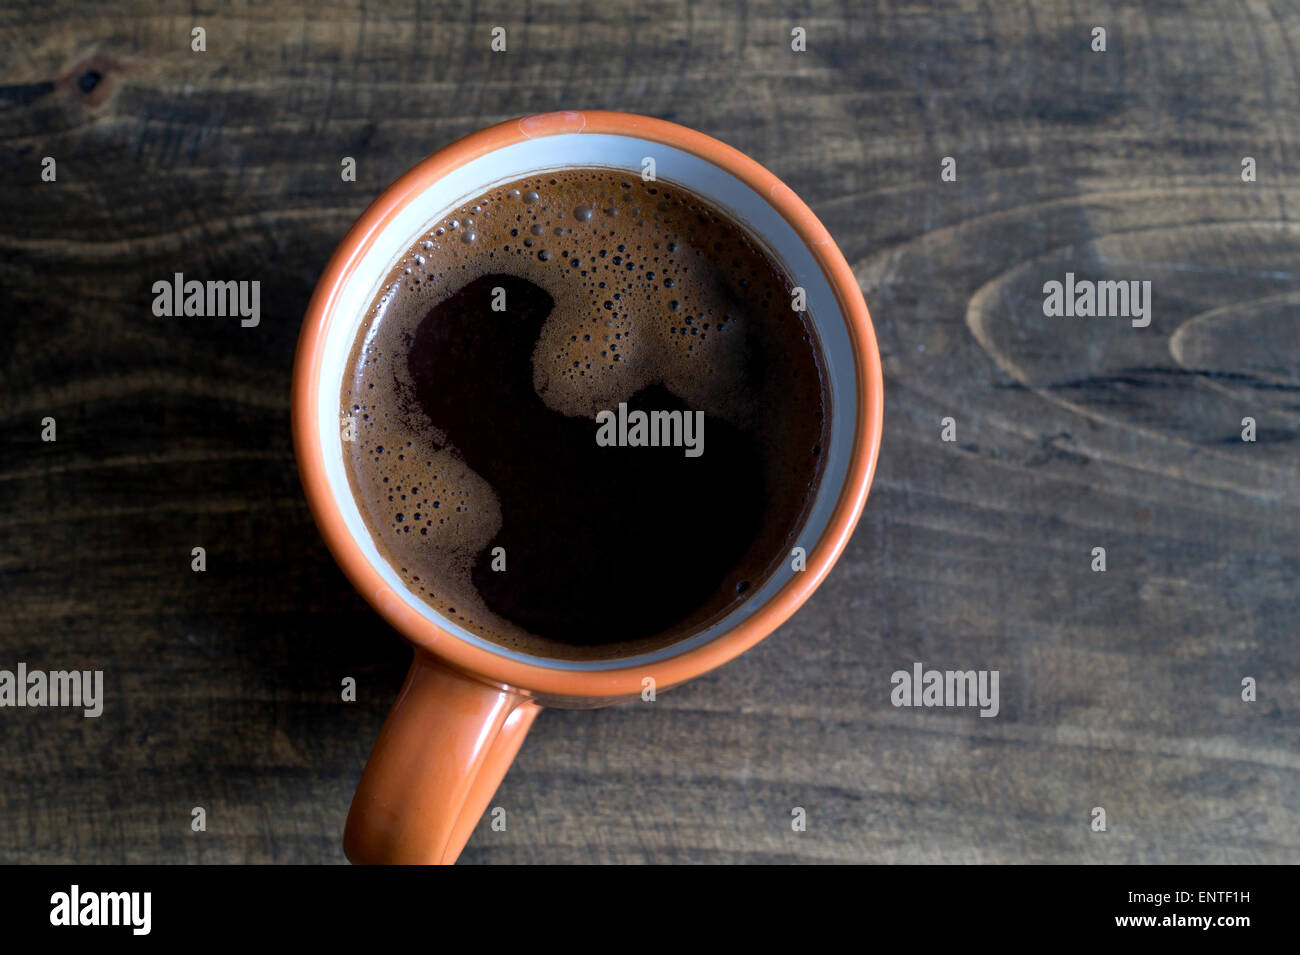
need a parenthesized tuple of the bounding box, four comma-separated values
(291, 109, 884, 699)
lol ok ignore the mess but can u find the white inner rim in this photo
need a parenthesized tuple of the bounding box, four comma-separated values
(316, 133, 857, 671)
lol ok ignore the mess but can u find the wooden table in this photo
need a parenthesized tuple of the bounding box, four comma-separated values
(1, 0, 1296, 864)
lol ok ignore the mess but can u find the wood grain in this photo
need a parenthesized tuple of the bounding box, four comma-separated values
(1, 0, 1296, 864)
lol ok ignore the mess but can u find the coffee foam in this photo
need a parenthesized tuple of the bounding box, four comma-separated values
(342, 168, 829, 660)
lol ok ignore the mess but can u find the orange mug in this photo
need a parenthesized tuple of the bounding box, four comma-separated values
(292, 111, 884, 864)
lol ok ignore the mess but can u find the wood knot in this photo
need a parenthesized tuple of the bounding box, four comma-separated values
(57, 52, 129, 109)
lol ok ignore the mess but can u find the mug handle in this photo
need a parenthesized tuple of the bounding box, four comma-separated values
(343, 650, 540, 864)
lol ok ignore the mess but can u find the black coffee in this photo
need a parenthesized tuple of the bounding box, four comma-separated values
(342, 168, 829, 659)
